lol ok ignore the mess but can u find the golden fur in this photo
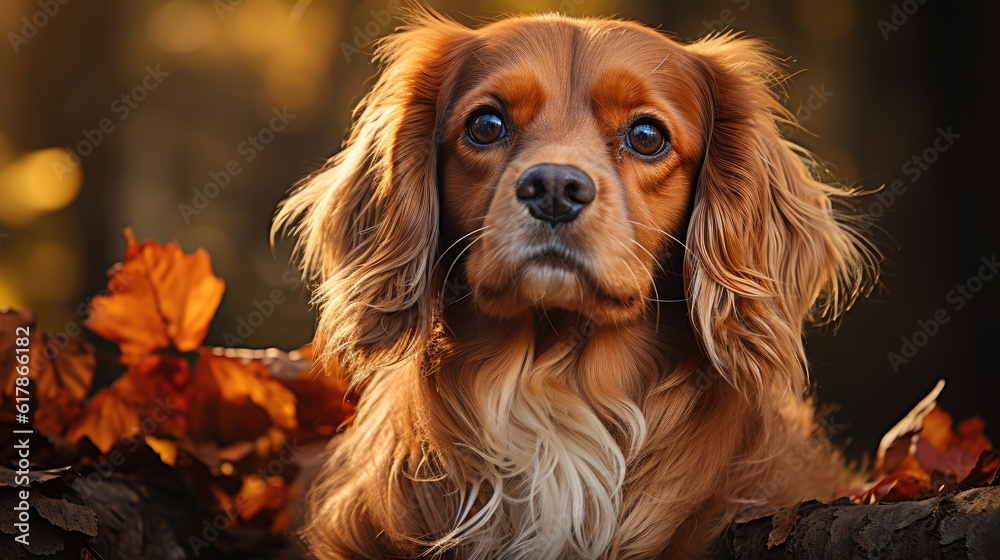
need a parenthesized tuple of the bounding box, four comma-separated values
(275, 10, 876, 560)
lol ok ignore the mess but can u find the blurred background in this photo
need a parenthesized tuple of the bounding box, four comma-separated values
(0, 0, 996, 459)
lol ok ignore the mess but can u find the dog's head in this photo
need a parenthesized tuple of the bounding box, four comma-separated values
(275, 12, 874, 393)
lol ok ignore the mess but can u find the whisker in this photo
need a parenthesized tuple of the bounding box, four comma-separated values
(629, 220, 699, 265)
(629, 239, 689, 303)
(434, 226, 490, 272)
(614, 238, 663, 330)
(439, 230, 488, 306)
(629, 238, 668, 276)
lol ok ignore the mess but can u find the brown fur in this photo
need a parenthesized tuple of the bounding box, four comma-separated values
(275, 10, 876, 560)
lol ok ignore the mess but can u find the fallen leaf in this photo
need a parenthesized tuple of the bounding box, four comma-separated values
(32, 335, 97, 436)
(187, 350, 298, 445)
(918, 405, 953, 451)
(65, 377, 143, 453)
(234, 474, 294, 532)
(125, 354, 191, 435)
(854, 381, 997, 504)
(85, 228, 225, 363)
(874, 379, 945, 476)
(0, 309, 37, 402)
(956, 416, 992, 459)
(145, 436, 179, 466)
(277, 344, 354, 437)
(766, 501, 800, 548)
(960, 450, 1000, 488)
(30, 493, 100, 537)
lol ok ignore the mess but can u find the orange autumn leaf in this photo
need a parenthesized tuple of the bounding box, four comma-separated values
(32, 335, 97, 435)
(855, 382, 996, 504)
(85, 228, 225, 363)
(125, 354, 191, 434)
(0, 311, 98, 434)
(913, 406, 992, 482)
(65, 376, 144, 453)
(145, 435, 179, 466)
(235, 475, 291, 521)
(0, 309, 37, 403)
(919, 406, 953, 451)
(279, 344, 354, 437)
(33, 392, 85, 438)
(187, 351, 298, 445)
(34, 335, 96, 402)
(956, 416, 992, 459)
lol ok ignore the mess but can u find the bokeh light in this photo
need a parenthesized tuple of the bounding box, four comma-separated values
(148, 0, 218, 54)
(0, 148, 83, 227)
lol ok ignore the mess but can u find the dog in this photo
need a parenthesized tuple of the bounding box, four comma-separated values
(275, 10, 876, 560)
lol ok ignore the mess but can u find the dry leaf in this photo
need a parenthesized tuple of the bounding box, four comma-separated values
(855, 381, 996, 504)
(0, 309, 37, 402)
(65, 377, 143, 453)
(85, 228, 224, 363)
(33, 335, 97, 436)
(187, 351, 298, 445)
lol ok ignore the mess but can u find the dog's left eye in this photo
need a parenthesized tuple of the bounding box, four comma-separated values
(625, 119, 669, 158)
(466, 110, 506, 146)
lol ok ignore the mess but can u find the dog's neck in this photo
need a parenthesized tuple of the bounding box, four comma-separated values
(405, 302, 697, 556)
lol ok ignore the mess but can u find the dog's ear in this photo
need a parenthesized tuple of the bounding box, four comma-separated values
(274, 13, 472, 383)
(683, 35, 876, 400)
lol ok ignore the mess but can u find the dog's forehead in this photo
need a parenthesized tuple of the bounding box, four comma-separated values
(469, 16, 683, 82)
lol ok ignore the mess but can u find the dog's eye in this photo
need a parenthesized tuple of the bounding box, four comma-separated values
(466, 111, 506, 146)
(626, 120, 669, 158)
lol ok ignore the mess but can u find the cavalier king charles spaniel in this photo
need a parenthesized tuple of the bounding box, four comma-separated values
(276, 10, 876, 560)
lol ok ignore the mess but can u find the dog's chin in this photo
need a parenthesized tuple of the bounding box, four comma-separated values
(472, 259, 645, 324)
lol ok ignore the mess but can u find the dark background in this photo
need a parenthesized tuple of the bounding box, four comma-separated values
(0, 0, 996, 460)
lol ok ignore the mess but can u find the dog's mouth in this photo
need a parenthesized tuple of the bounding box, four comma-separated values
(471, 243, 643, 319)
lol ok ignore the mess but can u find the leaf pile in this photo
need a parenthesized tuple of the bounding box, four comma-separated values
(0, 229, 353, 559)
(852, 380, 998, 504)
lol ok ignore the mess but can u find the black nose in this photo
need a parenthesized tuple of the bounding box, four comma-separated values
(515, 164, 596, 226)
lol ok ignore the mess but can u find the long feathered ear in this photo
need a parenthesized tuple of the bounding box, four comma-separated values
(274, 13, 472, 383)
(683, 35, 877, 400)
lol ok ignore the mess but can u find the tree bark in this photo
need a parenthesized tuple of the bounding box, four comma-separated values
(716, 487, 1000, 560)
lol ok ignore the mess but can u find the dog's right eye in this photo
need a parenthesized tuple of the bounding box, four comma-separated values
(466, 111, 506, 146)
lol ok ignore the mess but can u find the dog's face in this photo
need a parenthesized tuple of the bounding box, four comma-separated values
(276, 13, 872, 391)
(440, 20, 705, 323)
